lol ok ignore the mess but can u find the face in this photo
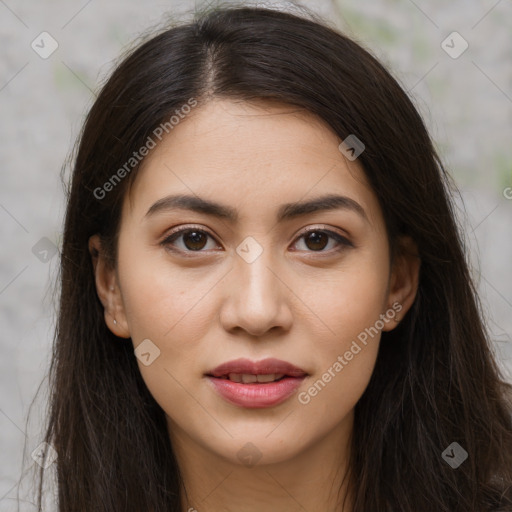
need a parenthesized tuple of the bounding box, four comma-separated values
(90, 98, 418, 469)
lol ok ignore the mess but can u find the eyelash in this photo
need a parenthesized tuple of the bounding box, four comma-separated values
(160, 224, 354, 257)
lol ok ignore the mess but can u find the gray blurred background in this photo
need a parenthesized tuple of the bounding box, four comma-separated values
(1, 0, 511, 509)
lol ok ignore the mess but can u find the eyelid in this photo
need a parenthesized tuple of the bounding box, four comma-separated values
(297, 224, 352, 241)
(164, 223, 216, 239)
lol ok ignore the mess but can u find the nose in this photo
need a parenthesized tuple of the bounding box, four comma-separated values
(219, 245, 293, 337)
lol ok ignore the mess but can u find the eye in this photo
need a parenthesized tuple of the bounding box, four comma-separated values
(161, 225, 220, 254)
(160, 225, 353, 256)
(291, 226, 353, 253)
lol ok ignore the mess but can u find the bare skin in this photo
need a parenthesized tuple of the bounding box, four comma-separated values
(89, 98, 420, 512)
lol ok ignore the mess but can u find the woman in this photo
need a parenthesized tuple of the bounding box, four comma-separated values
(30, 3, 512, 511)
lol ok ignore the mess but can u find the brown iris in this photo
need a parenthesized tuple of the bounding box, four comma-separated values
(182, 230, 208, 251)
(303, 231, 329, 251)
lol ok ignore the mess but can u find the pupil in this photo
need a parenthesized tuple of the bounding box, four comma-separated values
(306, 231, 327, 251)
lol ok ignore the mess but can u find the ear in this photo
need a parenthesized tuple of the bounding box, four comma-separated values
(88, 234, 131, 339)
(382, 236, 420, 332)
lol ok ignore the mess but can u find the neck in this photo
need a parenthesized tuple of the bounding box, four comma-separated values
(169, 411, 354, 512)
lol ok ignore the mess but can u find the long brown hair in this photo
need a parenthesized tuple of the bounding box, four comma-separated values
(26, 3, 512, 511)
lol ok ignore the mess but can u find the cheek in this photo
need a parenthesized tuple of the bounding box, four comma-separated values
(116, 247, 218, 418)
(301, 245, 390, 344)
(117, 242, 219, 343)
(295, 303, 384, 437)
(294, 247, 389, 408)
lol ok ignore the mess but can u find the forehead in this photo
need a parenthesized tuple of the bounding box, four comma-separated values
(124, 99, 380, 227)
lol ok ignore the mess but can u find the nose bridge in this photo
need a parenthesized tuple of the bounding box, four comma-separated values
(236, 236, 280, 306)
(220, 235, 292, 335)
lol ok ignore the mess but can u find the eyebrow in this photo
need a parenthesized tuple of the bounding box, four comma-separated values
(144, 193, 368, 223)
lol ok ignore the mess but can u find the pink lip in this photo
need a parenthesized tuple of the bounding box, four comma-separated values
(208, 357, 307, 378)
(205, 358, 308, 408)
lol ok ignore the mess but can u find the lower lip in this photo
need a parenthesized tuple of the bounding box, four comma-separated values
(206, 376, 306, 408)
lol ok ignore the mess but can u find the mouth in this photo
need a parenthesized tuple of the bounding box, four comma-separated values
(205, 358, 308, 408)
(210, 373, 288, 383)
(207, 357, 308, 379)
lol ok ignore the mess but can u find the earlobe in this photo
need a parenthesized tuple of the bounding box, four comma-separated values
(382, 236, 420, 332)
(88, 234, 131, 339)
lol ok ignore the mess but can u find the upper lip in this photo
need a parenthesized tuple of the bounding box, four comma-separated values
(207, 358, 308, 378)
